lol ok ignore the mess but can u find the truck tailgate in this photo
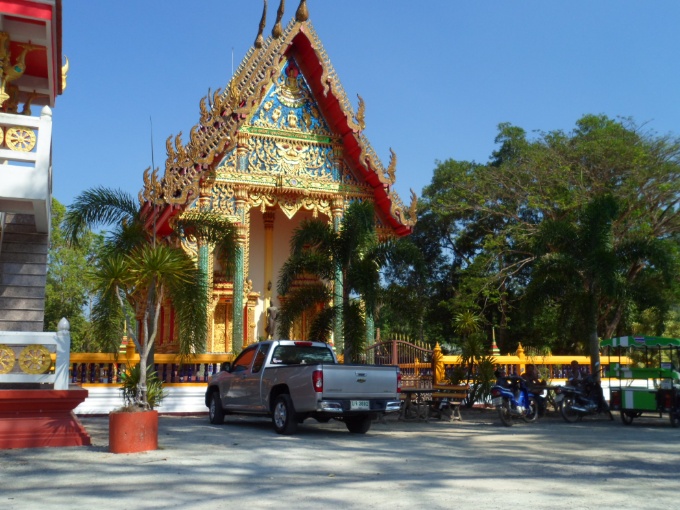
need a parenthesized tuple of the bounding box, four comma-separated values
(321, 364, 398, 399)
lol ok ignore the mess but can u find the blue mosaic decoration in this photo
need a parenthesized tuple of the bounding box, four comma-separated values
(250, 58, 332, 136)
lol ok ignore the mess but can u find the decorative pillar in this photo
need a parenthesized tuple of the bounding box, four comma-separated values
(432, 342, 444, 385)
(365, 312, 375, 349)
(331, 197, 344, 354)
(232, 187, 248, 353)
(197, 187, 212, 354)
(491, 326, 500, 355)
(516, 342, 525, 376)
(263, 209, 275, 339)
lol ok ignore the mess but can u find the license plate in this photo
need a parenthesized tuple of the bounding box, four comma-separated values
(350, 400, 370, 410)
(554, 394, 564, 403)
(491, 397, 503, 406)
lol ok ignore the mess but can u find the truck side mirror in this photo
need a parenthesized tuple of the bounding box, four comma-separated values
(220, 362, 231, 372)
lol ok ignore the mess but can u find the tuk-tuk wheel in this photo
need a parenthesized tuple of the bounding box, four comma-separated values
(621, 410, 635, 425)
(670, 410, 680, 428)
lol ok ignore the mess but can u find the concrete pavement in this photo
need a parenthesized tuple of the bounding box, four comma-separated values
(1, 409, 678, 509)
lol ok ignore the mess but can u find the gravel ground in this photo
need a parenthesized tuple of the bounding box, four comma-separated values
(1, 408, 679, 510)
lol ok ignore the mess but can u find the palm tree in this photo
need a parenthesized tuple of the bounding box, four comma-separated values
(277, 200, 399, 362)
(65, 187, 237, 408)
(454, 310, 485, 378)
(527, 194, 674, 377)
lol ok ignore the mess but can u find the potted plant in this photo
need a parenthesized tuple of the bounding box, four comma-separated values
(65, 187, 237, 453)
(109, 365, 166, 453)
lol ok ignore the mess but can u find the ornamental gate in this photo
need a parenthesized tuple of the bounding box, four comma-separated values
(363, 336, 433, 377)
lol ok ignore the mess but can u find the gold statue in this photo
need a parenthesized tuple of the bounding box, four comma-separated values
(0, 32, 38, 108)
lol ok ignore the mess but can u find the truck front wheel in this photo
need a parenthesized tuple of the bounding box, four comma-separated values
(345, 415, 372, 434)
(209, 391, 225, 425)
(273, 394, 298, 435)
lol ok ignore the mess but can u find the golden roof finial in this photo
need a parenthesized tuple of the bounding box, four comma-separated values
(255, 0, 267, 49)
(295, 0, 309, 22)
(61, 56, 69, 91)
(387, 148, 397, 184)
(355, 94, 365, 131)
(272, 0, 285, 39)
(408, 189, 418, 221)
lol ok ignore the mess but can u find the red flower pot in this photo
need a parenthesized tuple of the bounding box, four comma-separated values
(109, 409, 158, 454)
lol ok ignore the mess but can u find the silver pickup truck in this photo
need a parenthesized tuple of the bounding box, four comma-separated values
(205, 340, 401, 434)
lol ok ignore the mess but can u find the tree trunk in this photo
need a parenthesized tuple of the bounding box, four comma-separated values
(587, 288, 601, 380)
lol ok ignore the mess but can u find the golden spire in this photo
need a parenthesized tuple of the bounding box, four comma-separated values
(272, 0, 285, 38)
(295, 0, 309, 22)
(254, 0, 267, 49)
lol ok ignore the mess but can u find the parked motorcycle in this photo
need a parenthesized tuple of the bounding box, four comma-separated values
(555, 371, 613, 422)
(490, 376, 539, 427)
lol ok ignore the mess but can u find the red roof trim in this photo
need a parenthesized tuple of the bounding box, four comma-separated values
(0, 0, 53, 20)
(289, 28, 410, 236)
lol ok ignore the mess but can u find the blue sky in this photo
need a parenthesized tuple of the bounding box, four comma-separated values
(53, 1, 680, 208)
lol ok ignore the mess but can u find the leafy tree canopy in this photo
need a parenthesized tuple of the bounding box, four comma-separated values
(386, 115, 680, 358)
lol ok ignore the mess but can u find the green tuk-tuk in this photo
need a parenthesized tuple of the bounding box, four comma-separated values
(601, 336, 680, 427)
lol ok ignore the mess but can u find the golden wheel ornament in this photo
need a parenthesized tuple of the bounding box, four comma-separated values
(0, 126, 4, 147)
(0, 345, 15, 374)
(19, 345, 51, 374)
(5, 126, 36, 152)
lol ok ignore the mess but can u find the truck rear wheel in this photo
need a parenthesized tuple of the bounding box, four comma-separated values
(273, 394, 298, 435)
(345, 416, 372, 434)
(209, 391, 225, 425)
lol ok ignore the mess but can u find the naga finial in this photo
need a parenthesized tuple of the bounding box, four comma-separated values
(355, 94, 365, 131)
(387, 148, 397, 184)
(408, 189, 418, 222)
(255, 0, 267, 48)
(272, 0, 285, 38)
(295, 0, 309, 22)
(227, 79, 240, 109)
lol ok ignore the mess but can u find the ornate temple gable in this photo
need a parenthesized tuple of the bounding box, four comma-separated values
(139, 4, 416, 237)
(249, 57, 332, 137)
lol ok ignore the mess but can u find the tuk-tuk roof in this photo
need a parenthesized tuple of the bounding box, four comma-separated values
(601, 336, 680, 348)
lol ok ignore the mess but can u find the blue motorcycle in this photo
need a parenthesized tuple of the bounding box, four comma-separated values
(490, 376, 539, 427)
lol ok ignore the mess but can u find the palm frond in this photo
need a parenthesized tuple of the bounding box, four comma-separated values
(289, 218, 335, 255)
(64, 187, 140, 247)
(278, 283, 331, 337)
(307, 307, 336, 343)
(277, 251, 334, 295)
(175, 213, 238, 278)
(342, 300, 367, 362)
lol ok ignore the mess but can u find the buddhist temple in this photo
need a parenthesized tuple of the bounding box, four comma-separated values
(139, 1, 416, 355)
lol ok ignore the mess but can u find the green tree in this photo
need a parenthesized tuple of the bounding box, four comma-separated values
(527, 194, 676, 374)
(411, 115, 680, 355)
(381, 210, 455, 345)
(44, 198, 97, 350)
(277, 200, 406, 361)
(65, 187, 237, 407)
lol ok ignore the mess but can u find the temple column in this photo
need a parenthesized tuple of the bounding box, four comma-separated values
(232, 186, 248, 353)
(263, 209, 275, 339)
(365, 312, 375, 348)
(331, 197, 344, 355)
(197, 185, 212, 353)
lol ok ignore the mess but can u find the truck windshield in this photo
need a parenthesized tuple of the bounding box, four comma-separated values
(270, 345, 334, 365)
